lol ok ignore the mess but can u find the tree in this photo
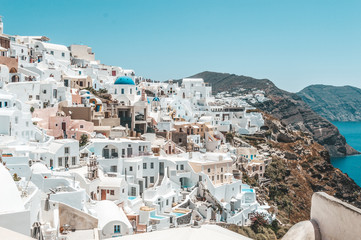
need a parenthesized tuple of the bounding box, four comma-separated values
(13, 173, 21, 181)
(225, 132, 234, 144)
(30, 106, 35, 113)
(98, 88, 108, 94)
(79, 134, 88, 147)
(250, 212, 268, 233)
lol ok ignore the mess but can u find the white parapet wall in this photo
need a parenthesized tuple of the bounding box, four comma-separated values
(283, 192, 361, 240)
(311, 192, 361, 240)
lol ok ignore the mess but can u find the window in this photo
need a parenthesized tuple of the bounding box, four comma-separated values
(179, 138, 182, 143)
(150, 176, 154, 183)
(114, 225, 120, 233)
(180, 164, 184, 170)
(58, 157, 62, 167)
(122, 149, 125, 156)
(143, 163, 147, 169)
(221, 168, 223, 172)
(50, 51, 54, 55)
(4, 102, 7, 107)
(80, 125, 84, 129)
(130, 88, 132, 94)
(139, 146, 141, 152)
(176, 165, 179, 170)
(62, 52, 65, 57)
(36, 95, 40, 100)
(150, 162, 154, 169)
(122, 188, 125, 193)
(129, 166, 133, 171)
(212, 176, 214, 181)
(72, 157, 76, 165)
(110, 190, 114, 195)
(166, 199, 169, 205)
(208, 168, 210, 173)
(217, 175, 220, 180)
(65, 147, 69, 154)
(121, 88, 124, 94)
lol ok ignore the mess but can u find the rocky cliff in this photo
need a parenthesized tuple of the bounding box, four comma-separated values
(297, 84, 361, 122)
(188, 71, 358, 157)
(242, 114, 361, 224)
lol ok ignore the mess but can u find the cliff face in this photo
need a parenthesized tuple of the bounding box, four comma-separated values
(188, 71, 358, 157)
(244, 114, 361, 224)
(297, 84, 361, 122)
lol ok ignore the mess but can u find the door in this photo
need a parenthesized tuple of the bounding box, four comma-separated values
(139, 180, 144, 195)
(159, 162, 164, 176)
(103, 148, 109, 159)
(62, 122, 66, 131)
(127, 148, 132, 157)
(131, 187, 136, 196)
(101, 189, 106, 200)
(143, 177, 148, 189)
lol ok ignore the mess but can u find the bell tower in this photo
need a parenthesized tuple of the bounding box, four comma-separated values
(0, 16, 3, 34)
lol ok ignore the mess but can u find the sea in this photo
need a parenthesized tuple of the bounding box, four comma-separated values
(331, 121, 361, 187)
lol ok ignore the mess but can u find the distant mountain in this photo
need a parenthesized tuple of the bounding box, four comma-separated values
(187, 71, 358, 157)
(297, 84, 361, 122)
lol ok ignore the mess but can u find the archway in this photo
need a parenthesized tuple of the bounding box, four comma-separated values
(9, 67, 17, 73)
(11, 75, 19, 82)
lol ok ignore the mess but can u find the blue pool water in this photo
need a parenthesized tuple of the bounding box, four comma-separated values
(242, 188, 254, 193)
(172, 212, 185, 217)
(151, 215, 165, 219)
(331, 121, 361, 186)
(128, 196, 136, 200)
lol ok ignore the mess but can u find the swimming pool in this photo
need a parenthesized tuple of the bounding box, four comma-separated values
(242, 189, 254, 193)
(172, 212, 185, 217)
(128, 196, 136, 200)
(150, 215, 166, 220)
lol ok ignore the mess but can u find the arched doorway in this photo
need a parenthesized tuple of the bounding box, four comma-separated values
(11, 75, 19, 82)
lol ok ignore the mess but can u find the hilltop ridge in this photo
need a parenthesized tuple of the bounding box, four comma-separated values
(187, 71, 358, 157)
(297, 84, 361, 122)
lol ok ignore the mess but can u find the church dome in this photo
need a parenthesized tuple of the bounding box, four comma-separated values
(0, 164, 25, 213)
(114, 76, 135, 85)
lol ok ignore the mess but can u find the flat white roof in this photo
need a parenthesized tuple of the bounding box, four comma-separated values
(0, 227, 34, 240)
(41, 42, 69, 52)
(114, 224, 251, 240)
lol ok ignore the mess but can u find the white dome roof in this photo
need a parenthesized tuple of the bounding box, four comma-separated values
(0, 164, 25, 213)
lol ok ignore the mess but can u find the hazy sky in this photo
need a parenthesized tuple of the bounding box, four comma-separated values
(1, 0, 361, 92)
